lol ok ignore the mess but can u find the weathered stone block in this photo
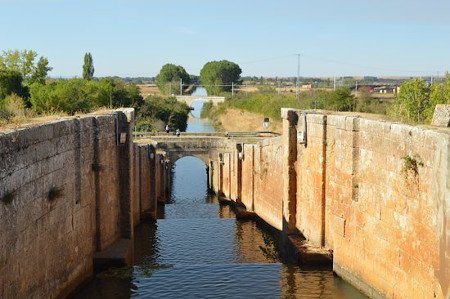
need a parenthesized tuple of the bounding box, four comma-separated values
(431, 104, 450, 127)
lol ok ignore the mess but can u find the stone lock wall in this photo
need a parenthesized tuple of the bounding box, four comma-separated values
(221, 138, 284, 231)
(220, 109, 449, 299)
(132, 144, 157, 224)
(286, 109, 449, 299)
(2, 106, 448, 299)
(0, 109, 136, 298)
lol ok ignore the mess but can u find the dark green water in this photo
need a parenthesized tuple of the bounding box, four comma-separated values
(72, 89, 367, 298)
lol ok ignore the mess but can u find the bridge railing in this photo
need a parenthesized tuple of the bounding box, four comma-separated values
(133, 131, 280, 139)
(225, 131, 280, 137)
(133, 132, 226, 138)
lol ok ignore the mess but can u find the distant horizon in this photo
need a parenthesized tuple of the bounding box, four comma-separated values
(47, 74, 444, 81)
(2, 1, 449, 78)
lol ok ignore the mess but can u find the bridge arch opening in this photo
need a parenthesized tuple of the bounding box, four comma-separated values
(170, 156, 209, 204)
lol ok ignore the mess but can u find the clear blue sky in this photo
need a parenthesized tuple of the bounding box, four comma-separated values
(1, 0, 449, 78)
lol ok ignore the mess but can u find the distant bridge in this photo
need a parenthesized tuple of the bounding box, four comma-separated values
(175, 95, 225, 107)
(133, 132, 279, 165)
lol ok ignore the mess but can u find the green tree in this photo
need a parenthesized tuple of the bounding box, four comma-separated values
(83, 52, 94, 80)
(200, 60, 242, 95)
(28, 77, 143, 115)
(155, 63, 191, 95)
(0, 49, 37, 78)
(428, 74, 450, 120)
(30, 57, 52, 84)
(389, 79, 430, 123)
(0, 49, 52, 88)
(331, 87, 355, 111)
(30, 79, 92, 114)
(0, 69, 28, 100)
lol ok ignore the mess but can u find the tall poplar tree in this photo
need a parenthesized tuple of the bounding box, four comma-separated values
(82, 52, 94, 80)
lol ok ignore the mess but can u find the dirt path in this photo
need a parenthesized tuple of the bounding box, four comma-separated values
(217, 108, 282, 133)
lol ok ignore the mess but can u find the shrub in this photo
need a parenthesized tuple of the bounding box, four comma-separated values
(136, 96, 190, 132)
(3, 93, 26, 117)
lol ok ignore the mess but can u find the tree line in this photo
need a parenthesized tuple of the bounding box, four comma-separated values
(0, 50, 190, 132)
(155, 60, 242, 95)
(201, 75, 450, 127)
(2, 49, 447, 128)
(0, 50, 141, 117)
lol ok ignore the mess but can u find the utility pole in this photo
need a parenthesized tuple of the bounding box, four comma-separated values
(180, 79, 183, 96)
(296, 54, 301, 100)
(231, 82, 234, 97)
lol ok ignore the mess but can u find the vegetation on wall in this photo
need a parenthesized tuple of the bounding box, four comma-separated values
(47, 186, 64, 202)
(0, 191, 15, 205)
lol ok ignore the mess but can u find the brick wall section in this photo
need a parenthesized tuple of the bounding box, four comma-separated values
(0, 109, 135, 298)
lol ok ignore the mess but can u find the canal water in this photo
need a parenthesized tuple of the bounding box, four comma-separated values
(73, 89, 366, 298)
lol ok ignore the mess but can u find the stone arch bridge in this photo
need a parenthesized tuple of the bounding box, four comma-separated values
(133, 131, 279, 191)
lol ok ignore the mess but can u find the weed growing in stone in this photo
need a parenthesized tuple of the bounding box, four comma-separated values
(0, 191, 15, 205)
(402, 154, 423, 176)
(48, 187, 63, 201)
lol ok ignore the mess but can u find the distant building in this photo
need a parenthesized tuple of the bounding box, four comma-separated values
(352, 84, 399, 94)
(372, 86, 398, 94)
